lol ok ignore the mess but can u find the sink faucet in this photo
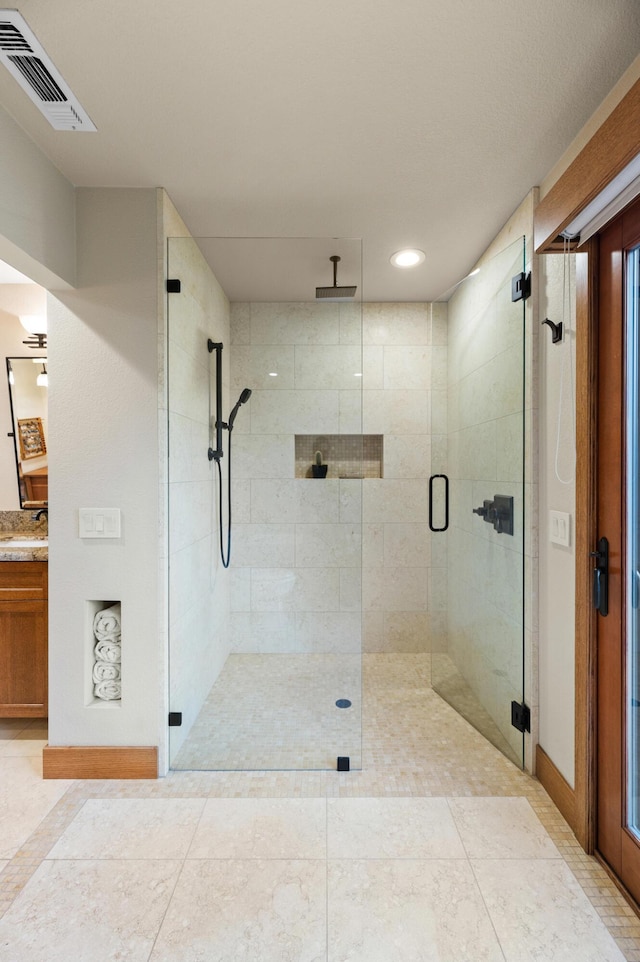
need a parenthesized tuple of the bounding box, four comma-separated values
(32, 508, 48, 521)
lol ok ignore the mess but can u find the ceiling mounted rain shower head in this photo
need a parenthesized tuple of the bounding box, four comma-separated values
(315, 256, 357, 300)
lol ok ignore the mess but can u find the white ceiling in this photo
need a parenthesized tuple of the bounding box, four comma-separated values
(0, 1, 639, 301)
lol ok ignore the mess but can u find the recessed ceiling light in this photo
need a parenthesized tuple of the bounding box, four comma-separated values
(354, 372, 363, 377)
(268, 372, 278, 377)
(390, 249, 425, 269)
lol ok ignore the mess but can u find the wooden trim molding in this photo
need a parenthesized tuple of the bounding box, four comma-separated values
(574, 240, 599, 853)
(43, 746, 158, 779)
(536, 745, 577, 832)
(534, 79, 640, 253)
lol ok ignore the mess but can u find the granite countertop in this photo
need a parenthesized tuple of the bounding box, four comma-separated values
(0, 533, 48, 561)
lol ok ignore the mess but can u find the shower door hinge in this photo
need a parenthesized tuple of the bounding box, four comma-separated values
(166, 278, 181, 293)
(511, 271, 531, 302)
(511, 701, 530, 733)
(168, 712, 182, 727)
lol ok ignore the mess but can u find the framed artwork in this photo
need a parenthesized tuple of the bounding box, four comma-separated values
(17, 417, 47, 460)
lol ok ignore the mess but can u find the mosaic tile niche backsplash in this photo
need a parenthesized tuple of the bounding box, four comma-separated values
(295, 435, 383, 479)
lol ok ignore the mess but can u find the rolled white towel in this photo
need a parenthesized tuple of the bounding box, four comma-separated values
(94, 679, 121, 701)
(94, 639, 121, 664)
(92, 661, 121, 684)
(93, 604, 121, 642)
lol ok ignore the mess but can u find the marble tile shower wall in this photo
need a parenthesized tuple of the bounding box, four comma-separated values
(229, 301, 447, 655)
(168, 238, 231, 760)
(446, 241, 528, 762)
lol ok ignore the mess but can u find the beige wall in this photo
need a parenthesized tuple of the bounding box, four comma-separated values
(0, 105, 75, 289)
(537, 253, 576, 786)
(228, 301, 363, 654)
(227, 300, 447, 658)
(361, 303, 447, 654)
(47, 188, 161, 754)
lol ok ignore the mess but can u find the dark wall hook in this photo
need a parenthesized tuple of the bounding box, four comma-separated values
(542, 318, 563, 344)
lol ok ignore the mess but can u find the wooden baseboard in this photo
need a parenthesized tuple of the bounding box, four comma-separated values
(43, 745, 158, 779)
(536, 744, 576, 832)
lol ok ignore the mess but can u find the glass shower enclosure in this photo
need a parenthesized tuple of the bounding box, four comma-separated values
(166, 233, 528, 774)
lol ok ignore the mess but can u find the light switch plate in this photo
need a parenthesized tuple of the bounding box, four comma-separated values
(79, 508, 121, 539)
(550, 509, 571, 547)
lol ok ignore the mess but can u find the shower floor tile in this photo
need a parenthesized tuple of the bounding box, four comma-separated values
(171, 653, 362, 771)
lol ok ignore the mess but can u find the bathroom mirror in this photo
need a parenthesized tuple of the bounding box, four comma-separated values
(5, 356, 48, 507)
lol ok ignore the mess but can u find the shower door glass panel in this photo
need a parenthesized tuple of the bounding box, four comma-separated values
(167, 236, 363, 771)
(432, 236, 526, 768)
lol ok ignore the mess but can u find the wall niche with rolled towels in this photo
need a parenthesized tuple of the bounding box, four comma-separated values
(87, 600, 121, 706)
(295, 435, 383, 479)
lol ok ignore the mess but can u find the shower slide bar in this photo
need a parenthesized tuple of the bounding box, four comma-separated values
(429, 474, 449, 532)
(207, 339, 223, 462)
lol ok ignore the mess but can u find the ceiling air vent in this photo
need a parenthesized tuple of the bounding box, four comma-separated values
(0, 10, 96, 131)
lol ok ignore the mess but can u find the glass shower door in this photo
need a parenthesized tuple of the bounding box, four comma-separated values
(432, 236, 527, 768)
(167, 235, 364, 771)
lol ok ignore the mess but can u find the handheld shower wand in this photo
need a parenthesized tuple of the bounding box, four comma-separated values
(216, 387, 252, 568)
(227, 388, 252, 430)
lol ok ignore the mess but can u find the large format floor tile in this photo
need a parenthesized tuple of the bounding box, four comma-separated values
(0, 859, 181, 962)
(448, 796, 561, 859)
(187, 798, 326, 859)
(328, 859, 505, 962)
(149, 859, 326, 962)
(327, 797, 466, 859)
(2, 656, 639, 961)
(0, 757, 71, 860)
(48, 798, 206, 860)
(472, 858, 627, 962)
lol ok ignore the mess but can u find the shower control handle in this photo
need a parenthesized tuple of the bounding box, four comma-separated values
(472, 495, 514, 536)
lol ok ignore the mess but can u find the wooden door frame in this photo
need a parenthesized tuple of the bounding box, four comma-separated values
(574, 238, 599, 853)
(534, 77, 640, 854)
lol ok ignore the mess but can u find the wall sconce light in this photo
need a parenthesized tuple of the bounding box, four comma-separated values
(20, 315, 47, 350)
(36, 363, 48, 387)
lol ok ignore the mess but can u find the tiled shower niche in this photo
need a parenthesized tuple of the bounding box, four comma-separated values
(295, 435, 383, 479)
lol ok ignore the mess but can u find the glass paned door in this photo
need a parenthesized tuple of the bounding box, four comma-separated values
(596, 197, 640, 903)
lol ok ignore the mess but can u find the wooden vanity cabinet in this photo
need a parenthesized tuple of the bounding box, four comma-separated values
(0, 561, 48, 717)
